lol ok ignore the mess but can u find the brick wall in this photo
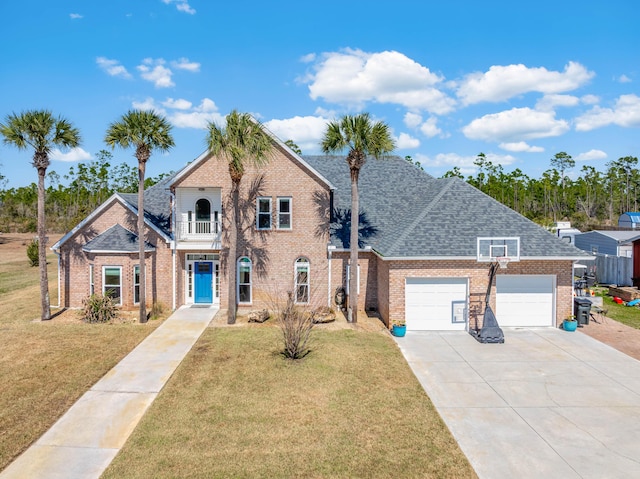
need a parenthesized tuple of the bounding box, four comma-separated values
(174, 144, 332, 312)
(58, 200, 173, 309)
(380, 259, 573, 328)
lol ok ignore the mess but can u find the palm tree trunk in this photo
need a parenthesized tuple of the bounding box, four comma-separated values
(349, 170, 359, 323)
(138, 161, 147, 323)
(227, 180, 240, 324)
(37, 168, 51, 320)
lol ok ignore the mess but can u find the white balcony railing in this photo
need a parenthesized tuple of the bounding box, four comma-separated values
(176, 221, 221, 242)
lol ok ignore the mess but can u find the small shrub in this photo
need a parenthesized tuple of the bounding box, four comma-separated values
(26, 239, 38, 267)
(149, 301, 166, 320)
(276, 292, 315, 360)
(81, 294, 119, 323)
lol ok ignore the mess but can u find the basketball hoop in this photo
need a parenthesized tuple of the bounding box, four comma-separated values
(496, 256, 510, 269)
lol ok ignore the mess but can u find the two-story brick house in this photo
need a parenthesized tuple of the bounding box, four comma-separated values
(53, 132, 590, 330)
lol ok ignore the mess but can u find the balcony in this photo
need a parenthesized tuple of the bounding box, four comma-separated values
(176, 221, 222, 243)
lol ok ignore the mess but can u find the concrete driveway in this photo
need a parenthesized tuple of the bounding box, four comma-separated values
(395, 329, 640, 479)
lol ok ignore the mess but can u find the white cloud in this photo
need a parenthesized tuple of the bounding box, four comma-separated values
(575, 94, 640, 131)
(96, 57, 132, 79)
(395, 132, 420, 149)
(619, 74, 632, 83)
(456, 61, 594, 105)
(168, 98, 223, 129)
(499, 141, 544, 153)
(264, 116, 329, 153)
(132, 97, 167, 115)
(162, 98, 193, 110)
(69, 13, 83, 19)
(575, 149, 607, 161)
(415, 152, 516, 170)
(162, 0, 196, 14)
(137, 58, 174, 88)
(462, 107, 570, 142)
(419, 117, 443, 138)
(305, 49, 455, 114)
(581, 94, 600, 105)
(50, 147, 92, 162)
(535, 94, 580, 111)
(300, 53, 316, 63)
(171, 57, 200, 72)
(403, 112, 422, 128)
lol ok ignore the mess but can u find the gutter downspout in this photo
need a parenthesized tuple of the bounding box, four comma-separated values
(327, 245, 336, 308)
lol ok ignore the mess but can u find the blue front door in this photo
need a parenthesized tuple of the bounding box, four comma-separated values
(194, 262, 213, 303)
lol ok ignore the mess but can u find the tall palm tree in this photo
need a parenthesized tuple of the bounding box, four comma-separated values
(206, 110, 274, 324)
(105, 110, 174, 323)
(321, 113, 395, 323)
(0, 110, 81, 320)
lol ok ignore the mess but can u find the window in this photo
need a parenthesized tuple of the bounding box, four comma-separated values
(187, 263, 193, 300)
(103, 266, 122, 305)
(195, 198, 211, 233)
(257, 197, 272, 230)
(89, 264, 94, 296)
(133, 265, 141, 304)
(238, 257, 252, 303)
(277, 197, 292, 229)
(295, 257, 310, 303)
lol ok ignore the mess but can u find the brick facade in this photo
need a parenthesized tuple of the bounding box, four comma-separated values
(58, 200, 173, 310)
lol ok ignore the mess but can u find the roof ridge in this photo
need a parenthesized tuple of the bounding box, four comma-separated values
(385, 178, 455, 254)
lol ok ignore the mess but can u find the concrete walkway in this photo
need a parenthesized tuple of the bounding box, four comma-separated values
(395, 328, 640, 479)
(1, 305, 217, 479)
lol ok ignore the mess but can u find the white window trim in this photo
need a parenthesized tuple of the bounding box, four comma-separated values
(257, 197, 272, 230)
(89, 264, 94, 296)
(294, 257, 310, 304)
(277, 197, 292, 230)
(102, 266, 122, 306)
(133, 265, 142, 305)
(237, 257, 252, 304)
(345, 263, 360, 295)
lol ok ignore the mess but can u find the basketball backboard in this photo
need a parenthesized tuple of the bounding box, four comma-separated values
(477, 237, 520, 262)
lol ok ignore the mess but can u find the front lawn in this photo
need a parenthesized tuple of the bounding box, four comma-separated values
(0, 236, 161, 471)
(103, 327, 476, 478)
(601, 294, 640, 329)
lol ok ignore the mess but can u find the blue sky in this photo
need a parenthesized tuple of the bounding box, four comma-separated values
(1, 0, 639, 188)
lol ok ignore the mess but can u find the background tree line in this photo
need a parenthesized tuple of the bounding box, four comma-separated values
(0, 149, 171, 232)
(441, 152, 640, 230)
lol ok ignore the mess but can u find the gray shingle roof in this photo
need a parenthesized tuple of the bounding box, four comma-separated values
(82, 224, 155, 253)
(119, 174, 174, 236)
(303, 155, 589, 259)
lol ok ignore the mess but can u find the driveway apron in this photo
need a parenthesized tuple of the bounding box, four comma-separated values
(1, 306, 217, 479)
(395, 329, 640, 479)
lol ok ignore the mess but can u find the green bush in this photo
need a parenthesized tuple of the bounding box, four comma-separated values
(81, 294, 119, 323)
(26, 239, 38, 267)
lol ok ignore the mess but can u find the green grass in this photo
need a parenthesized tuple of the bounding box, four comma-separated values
(601, 295, 640, 329)
(103, 327, 477, 479)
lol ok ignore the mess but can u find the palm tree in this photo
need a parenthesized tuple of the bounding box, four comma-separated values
(0, 110, 81, 320)
(321, 113, 395, 323)
(206, 110, 274, 324)
(105, 110, 174, 323)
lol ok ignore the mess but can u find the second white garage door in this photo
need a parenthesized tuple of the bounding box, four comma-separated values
(495, 275, 555, 327)
(405, 277, 468, 331)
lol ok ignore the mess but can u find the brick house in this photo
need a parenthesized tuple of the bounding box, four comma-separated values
(52, 133, 590, 330)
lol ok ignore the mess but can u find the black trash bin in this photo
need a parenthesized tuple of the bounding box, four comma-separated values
(574, 297, 592, 325)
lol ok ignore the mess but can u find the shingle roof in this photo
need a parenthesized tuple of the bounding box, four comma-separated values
(303, 155, 589, 259)
(82, 224, 155, 253)
(119, 174, 174, 236)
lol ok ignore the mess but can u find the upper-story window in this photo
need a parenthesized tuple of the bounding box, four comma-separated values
(195, 198, 212, 234)
(257, 197, 272, 230)
(277, 197, 292, 230)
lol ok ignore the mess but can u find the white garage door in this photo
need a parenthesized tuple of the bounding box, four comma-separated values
(405, 277, 468, 331)
(496, 275, 555, 327)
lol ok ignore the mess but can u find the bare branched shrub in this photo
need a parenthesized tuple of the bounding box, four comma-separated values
(274, 291, 315, 360)
(81, 294, 118, 323)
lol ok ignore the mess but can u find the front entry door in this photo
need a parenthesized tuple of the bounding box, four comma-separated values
(194, 262, 213, 303)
